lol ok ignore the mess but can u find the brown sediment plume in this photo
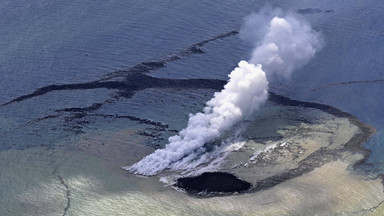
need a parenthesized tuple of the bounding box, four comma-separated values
(1, 28, 377, 193)
(176, 93, 376, 197)
(247, 93, 376, 193)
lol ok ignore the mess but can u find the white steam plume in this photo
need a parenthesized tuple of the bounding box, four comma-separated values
(126, 61, 268, 175)
(241, 9, 323, 78)
(126, 9, 323, 176)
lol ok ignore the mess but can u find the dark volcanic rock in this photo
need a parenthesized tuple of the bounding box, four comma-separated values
(175, 172, 252, 196)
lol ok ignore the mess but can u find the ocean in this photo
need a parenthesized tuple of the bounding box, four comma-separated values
(0, 0, 383, 215)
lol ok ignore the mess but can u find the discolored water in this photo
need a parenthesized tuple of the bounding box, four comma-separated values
(0, 0, 383, 215)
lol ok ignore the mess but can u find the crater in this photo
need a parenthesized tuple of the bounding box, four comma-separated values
(175, 172, 252, 196)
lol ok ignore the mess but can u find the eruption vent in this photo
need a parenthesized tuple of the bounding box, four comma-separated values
(126, 9, 323, 176)
(127, 61, 268, 175)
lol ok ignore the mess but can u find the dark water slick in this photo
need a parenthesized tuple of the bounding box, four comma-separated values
(176, 172, 252, 196)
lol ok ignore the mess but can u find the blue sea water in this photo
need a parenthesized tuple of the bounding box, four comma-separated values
(0, 0, 383, 214)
